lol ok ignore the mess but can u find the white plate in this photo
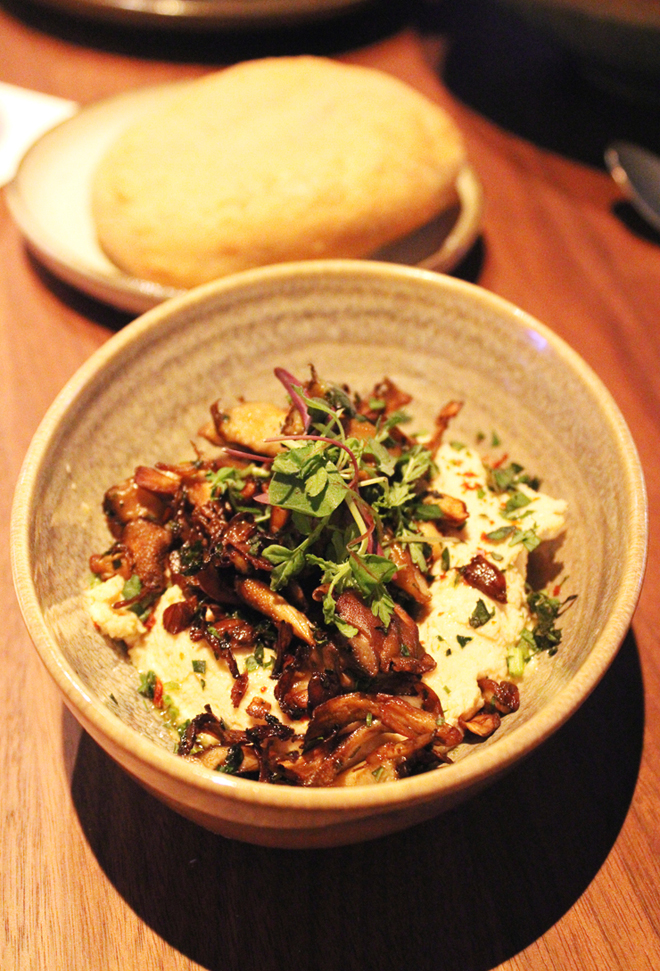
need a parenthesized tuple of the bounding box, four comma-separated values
(5, 81, 484, 316)
(27, 0, 373, 29)
(0, 83, 76, 187)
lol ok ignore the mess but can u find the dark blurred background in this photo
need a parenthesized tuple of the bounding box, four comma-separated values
(4, 0, 660, 168)
(419, 0, 660, 167)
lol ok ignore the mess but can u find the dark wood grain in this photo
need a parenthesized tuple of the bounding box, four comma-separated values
(2, 3, 660, 968)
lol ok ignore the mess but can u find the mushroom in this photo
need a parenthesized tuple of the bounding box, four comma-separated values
(235, 577, 316, 646)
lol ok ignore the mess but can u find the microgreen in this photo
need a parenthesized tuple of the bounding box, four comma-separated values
(210, 370, 462, 640)
(274, 367, 311, 429)
(268, 444, 348, 517)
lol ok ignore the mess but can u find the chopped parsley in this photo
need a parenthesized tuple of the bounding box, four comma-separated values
(174, 541, 205, 576)
(485, 524, 516, 542)
(217, 744, 244, 775)
(502, 491, 532, 518)
(507, 587, 576, 676)
(469, 598, 495, 629)
(138, 669, 158, 699)
(509, 527, 541, 552)
(244, 641, 275, 673)
(488, 461, 540, 494)
(122, 574, 142, 601)
(527, 589, 577, 655)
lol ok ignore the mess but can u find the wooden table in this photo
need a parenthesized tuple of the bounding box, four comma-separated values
(3, 1, 660, 968)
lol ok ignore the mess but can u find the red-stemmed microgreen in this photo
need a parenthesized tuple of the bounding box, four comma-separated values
(274, 367, 311, 431)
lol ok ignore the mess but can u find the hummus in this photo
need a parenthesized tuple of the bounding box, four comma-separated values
(418, 441, 566, 724)
(85, 369, 571, 785)
(86, 440, 566, 737)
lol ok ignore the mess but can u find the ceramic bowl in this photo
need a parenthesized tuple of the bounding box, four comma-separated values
(11, 260, 647, 848)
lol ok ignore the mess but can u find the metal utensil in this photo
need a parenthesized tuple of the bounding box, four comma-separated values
(605, 140, 660, 234)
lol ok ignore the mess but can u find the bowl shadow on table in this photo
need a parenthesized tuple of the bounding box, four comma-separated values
(26, 251, 136, 331)
(69, 626, 643, 971)
(611, 201, 660, 247)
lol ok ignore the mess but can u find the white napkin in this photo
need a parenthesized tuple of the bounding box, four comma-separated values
(0, 82, 77, 186)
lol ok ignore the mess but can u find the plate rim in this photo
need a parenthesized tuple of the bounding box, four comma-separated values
(5, 79, 483, 315)
(25, 0, 373, 28)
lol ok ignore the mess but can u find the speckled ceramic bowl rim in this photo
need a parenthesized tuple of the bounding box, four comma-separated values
(11, 260, 648, 814)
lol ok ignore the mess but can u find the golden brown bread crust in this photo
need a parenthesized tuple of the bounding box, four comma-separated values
(91, 56, 466, 289)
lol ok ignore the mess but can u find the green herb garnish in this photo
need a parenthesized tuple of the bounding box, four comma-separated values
(527, 589, 577, 655)
(485, 524, 516, 542)
(138, 670, 158, 699)
(503, 491, 532, 518)
(469, 598, 495, 629)
(217, 744, 244, 775)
